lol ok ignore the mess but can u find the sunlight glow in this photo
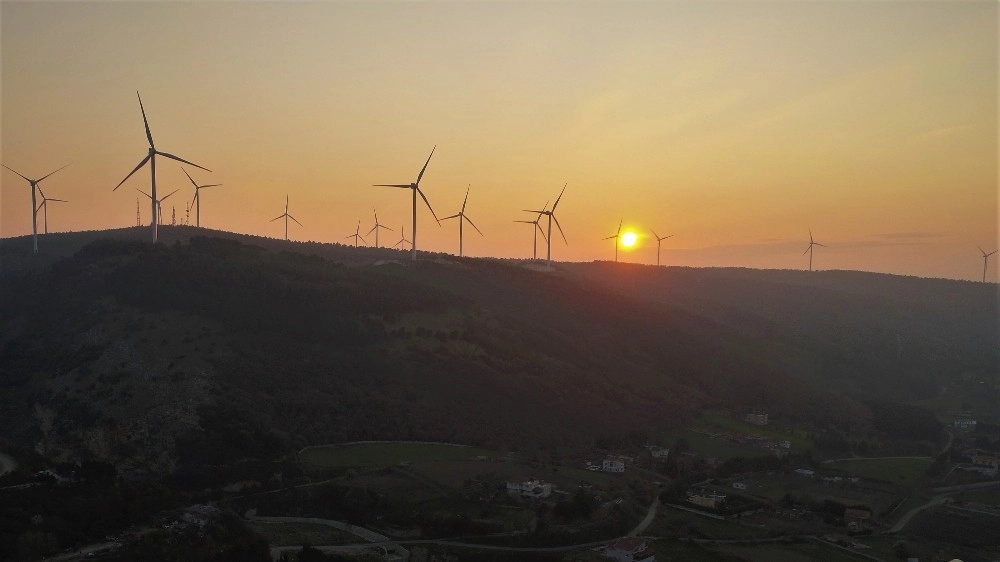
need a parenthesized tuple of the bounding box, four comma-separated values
(621, 231, 638, 248)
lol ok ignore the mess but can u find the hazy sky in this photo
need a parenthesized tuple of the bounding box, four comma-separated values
(2, 1, 996, 280)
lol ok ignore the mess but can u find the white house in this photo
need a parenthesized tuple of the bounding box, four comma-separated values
(953, 419, 977, 431)
(603, 537, 655, 562)
(602, 457, 626, 473)
(506, 477, 552, 499)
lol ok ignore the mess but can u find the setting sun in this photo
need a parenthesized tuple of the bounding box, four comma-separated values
(621, 231, 638, 248)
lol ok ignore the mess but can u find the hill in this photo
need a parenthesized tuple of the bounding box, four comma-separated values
(1, 229, 996, 480)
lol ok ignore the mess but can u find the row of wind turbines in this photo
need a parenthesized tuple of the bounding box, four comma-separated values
(3, 92, 998, 280)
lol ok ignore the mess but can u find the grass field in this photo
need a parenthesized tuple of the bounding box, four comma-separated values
(247, 521, 358, 546)
(710, 541, 872, 562)
(666, 428, 774, 461)
(299, 442, 495, 468)
(699, 412, 815, 451)
(825, 458, 930, 487)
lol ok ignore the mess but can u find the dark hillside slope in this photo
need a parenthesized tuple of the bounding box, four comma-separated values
(1, 237, 867, 477)
(564, 262, 998, 402)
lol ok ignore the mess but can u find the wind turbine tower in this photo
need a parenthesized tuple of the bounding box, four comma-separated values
(523, 184, 568, 268)
(650, 229, 673, 266)
(602, 219, 623, 263)
(367, 209, 393, 248)
(393, 224, 411, 250)
(346, 221, 368, 247)
(137, 188, 178, 226)
(979, 247, 998, 282)
(35, 186, 68, 234)
(803, 229, 826, 272)
(114, 92, 211, 244)
(441, 185, 483, 257)
(269, 195, 302, 241)
(183, 168, 221, 228)
(1, 163, 68, 254)
(373, 146, 441, 260)
(513, 201, 548, 260)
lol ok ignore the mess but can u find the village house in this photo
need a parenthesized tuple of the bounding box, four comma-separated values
(844, 508, 872, 531)
(648, 446, 670, 459)
(745, 410, 769, 426)
(602, 456, 626, 473)
(953, 419, 977, 431)
(971, 451, 1000, 470)
(687, 490, 726, 509)
(505, 477, 552, 499)
(732, 482, 747, 490)
(182, 504, 220, 527)
(603, 537, 655, 562)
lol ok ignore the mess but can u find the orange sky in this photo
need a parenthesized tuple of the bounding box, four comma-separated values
(2, 1, 996, 280)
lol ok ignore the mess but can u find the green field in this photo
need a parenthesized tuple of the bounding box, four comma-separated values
(699, 412, 815, 451)
(825, 458, 930, 487)
(247, 521, 358, 546)
(299, 442, 494, 468)
(710, 541, 873, 562)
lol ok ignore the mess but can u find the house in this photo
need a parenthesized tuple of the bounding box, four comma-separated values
(649, 446, 670, 459)
(844, 508, 871, 531)
(603, 537, 655, 562)
(732, 482, 747, 490)
(953, 419, 977, 431)
(778, 440, 791, 449)
(506, 477, 552, 499)
(971, 452, 1000, 470)
(688, 491, 726, 509)
(602, 457, 626, 473)
(182, 504, 219, 527)
(745, 410, 769, 426)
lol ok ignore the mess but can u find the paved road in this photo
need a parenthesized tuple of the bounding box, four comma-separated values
(0, 452, 17, 476)
(628, 496, 659, 536)
(887, 480, 1000, 533)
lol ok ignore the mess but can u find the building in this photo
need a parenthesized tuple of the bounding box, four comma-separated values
(603, 537, 655, 562)
(688, 491, 726, 509)
(794, 469, 815, 477)
(971, 452, 1000, 470)
(745, 410, 769, 426)
(844, 508, 872, 531)
(732, 482, 747, 490)
(778, 440, 791, 449)
(182, 504, 220, 527)
(602, 457, 626, 473)
(506, 477, 552, 499)
(953, 419, 977, 431)
(649, 446, 670, 459)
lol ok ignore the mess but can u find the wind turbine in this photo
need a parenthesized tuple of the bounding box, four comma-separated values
(182, 168, 221, 228)
(373, 146, 441, 260)
(514, 201, 548, 260)
(367, 209, 393, 249)
(345, 221, 368, 247)
(803, 229, 825, 272)
(523, 184, 568, 268)
(137, 188, 178, 226)
(650, 229, 673, 266)
(114, 92, 211, 244)
(35, 185, 68, 235)
(393, 224, 411, 250)
(269, 195, 302, 241)
(602, 219, 624, 263)
(979, 247, 998, 282)
(2, 163, 68, 254)
(441, 185, 483, 257)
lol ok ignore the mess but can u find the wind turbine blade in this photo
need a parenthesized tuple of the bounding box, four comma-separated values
(523, 209, 546, 214)
(37, 186, 48, 199)
(650, 228, 660, 240)
(1, 164, 31, 182)
(416, 145, 436, 184)
(809, 229, 814, 243)
(160, 189, 179, 202)
(461, 185, 470, 213)
(114, 154, 151, 190)
(664, 234, 674, 240)
(552, 183, 567, 210)
(602, 234, 618, 240)
(344, 233, 355, 240)
(513, 220, 535, 224)
(536, 222, 548, 243)
(803, 246, 811, 255)
(289, 215, 303, 227)
(191, 191, 199, 208)
(465, 215, 483, 236)
(269, 214, 284, 222)
(37, 164, 69, 183)
(373, 184, 412, 189)
(382, 225, 394, 232)
(989, 250, 999, 257)
(359, 235, 368, 245)
(198, 184, 221, 189)
(182, 168, 199, 188)
(137, 92, 155, 148)
(552, 214, 568, 244)
(441, 214, 460, 220)
(617, 218, 623, 236)
(157, 151, 211, 172)
(367, 225, 378, 235)
(978, 246, 986, 256)
(49, 198, 68, 203)
(136, 188, 153, 200)
(417, 187, 440, 224)
(815, 243, 826, 247)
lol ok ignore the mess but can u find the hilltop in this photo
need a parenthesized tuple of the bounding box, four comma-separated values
(1, 228, 996, 480)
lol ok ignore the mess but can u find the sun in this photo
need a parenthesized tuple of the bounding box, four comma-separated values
(621, 231, 638, 248)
